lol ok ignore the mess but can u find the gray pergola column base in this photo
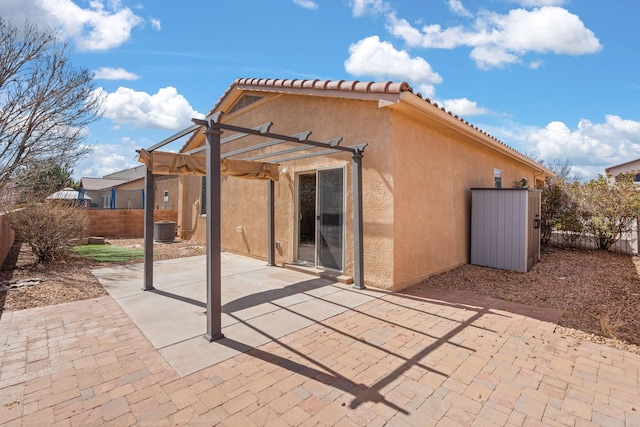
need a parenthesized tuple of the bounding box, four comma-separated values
(352, 147, 366, 290)
(203, 123, 225, 342)
(143, 168, 155, 291)
(267, 179, 276, 266)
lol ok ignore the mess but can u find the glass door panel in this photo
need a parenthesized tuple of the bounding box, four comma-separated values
(297, 173, 316, 263)
(317, 169, 343, 270)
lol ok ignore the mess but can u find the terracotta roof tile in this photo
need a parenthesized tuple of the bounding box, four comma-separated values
(231, 77, 411, 95)
(193, 77, 546, 171)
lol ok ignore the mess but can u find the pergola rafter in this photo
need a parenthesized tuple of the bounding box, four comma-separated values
(141, 112, 367, 342)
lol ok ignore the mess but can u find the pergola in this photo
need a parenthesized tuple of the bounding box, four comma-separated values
(139, 112, 367, 341)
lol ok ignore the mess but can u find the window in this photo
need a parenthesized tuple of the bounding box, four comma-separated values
(635, 173, 640, 182)
(200, 177, 206, 215)
(163, 191, 169, 210)
(102, 195, 110, 208)
(494, 168, 502, 188)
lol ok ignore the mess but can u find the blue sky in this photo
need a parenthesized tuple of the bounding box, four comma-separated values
(3, 0, 640, 180)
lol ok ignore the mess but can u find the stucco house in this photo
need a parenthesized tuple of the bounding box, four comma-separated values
(169, 78, 553, 291)
(80, 166, 178, 210)
(605, 158, 640, 184)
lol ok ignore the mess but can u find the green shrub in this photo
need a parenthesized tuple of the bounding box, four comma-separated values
(579, 174, 640, 251)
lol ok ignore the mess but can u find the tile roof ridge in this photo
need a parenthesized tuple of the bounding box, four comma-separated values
(205, 77, 543, 169)
(233, 77, 413, 94)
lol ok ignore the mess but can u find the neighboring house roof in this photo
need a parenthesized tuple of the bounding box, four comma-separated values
(103, 165, 147, 181)
(80, 177, 132, 191)
(180, 77, 553, 178)
(605, 158, 640, 175)
(47, 188, 92, 200)
(80, 165, 147, 191)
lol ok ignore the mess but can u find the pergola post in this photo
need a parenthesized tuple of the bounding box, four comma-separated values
(267, 179, 276, 266)
(143, 168, 155, 291)
(204, 123, 225, 342)
(352, 147, 366, 290)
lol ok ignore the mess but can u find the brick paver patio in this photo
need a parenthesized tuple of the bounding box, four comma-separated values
(1, 280, 639, 426)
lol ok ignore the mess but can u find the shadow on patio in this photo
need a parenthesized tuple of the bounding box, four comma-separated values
(94, 252, 563, 415)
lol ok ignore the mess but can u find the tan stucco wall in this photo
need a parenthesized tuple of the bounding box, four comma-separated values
(178, 91, 546, 291)
(176, 175, 202, 239)
(117, 179, 144, 191)
(0, 212, 15, 268)
(390, 111, 545, 289)
(155, 176, 180, 210)
(606, 159, 640, 183)
(180, 93, 396, 288)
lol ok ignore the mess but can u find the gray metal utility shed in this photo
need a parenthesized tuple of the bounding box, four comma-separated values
(470, 188, 541, 273)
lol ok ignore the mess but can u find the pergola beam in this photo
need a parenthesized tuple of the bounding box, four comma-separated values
(146, 124, 200, 152)
(142, 113, 367, 342)
(222, 131, 311, 158)
(183, 122, 274, 155)
(214, 122, 352, 153)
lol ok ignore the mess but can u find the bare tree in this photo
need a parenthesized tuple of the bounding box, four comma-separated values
(546, 158, 583, 183)
(13, 159, 76, 204)
(0, 17, 103, 191)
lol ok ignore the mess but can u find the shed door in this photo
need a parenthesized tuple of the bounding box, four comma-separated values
(527, 191, 541, 271)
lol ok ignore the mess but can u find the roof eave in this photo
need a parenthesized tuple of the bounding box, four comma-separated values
(386, 92, 554, 178)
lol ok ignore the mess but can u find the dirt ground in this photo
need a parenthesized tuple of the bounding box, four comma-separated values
(0, 238, 206, 313)
(1, 240, 639, 354)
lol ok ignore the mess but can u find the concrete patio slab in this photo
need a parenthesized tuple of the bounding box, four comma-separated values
(92, 252, 381, 376)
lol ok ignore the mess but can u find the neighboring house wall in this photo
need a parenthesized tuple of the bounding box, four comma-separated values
(605, 159, 640, 183)
(155, 176, 180, 210)
(87, 176, 180, 211)
(101, 188, 144, 209)
(0, 212, 15, 268)
(177, 86, 548, 291)
(110, 178, 144, 209)
(87, 209, 177, 238)
(82, 190, 101, 208)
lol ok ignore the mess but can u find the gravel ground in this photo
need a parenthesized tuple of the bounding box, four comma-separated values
(1, 240, 639, 354)
(0, 238, 206, 313)
(423, 246, 640, 354)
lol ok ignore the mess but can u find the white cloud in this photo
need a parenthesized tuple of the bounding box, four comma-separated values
(345, 36, 442, 97)
(441, 98, 491, 116)
(293, 0, 319, 10)
(2, 0, 143, 51)
(507, 0, 567, 6)
(387, 7, 601, 69)
(93, 67, 140, 81)
(75, 138, 140, 178)
(519, 115, 640, 178)
(448, 0, 473, 18)
(350, 0, 391, 17)
(470, 46, 521, 69)
(150, 17, 162, 31)
(529, 59, 544, 69)
(97, 86, 204, 130)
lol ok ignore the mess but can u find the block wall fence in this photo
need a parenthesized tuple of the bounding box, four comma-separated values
(86, 209, 178, 238)
(0, 213, 15, 268)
